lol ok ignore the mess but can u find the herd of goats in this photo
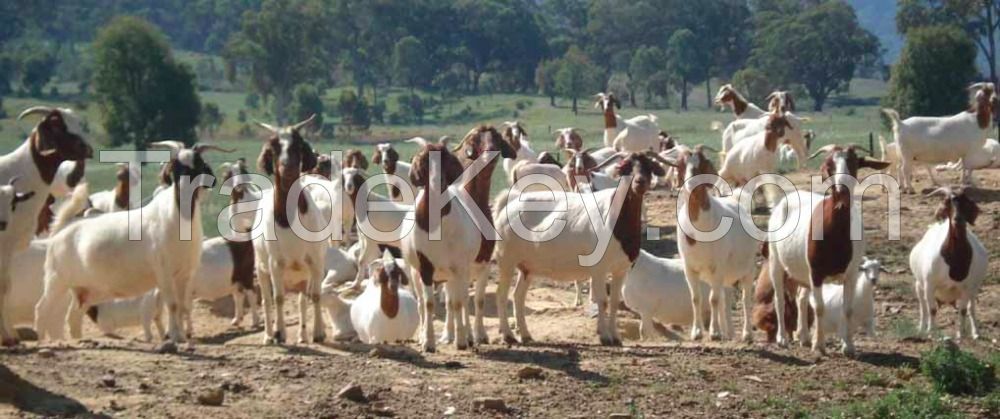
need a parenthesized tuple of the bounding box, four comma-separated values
(0, 82, 994, 358)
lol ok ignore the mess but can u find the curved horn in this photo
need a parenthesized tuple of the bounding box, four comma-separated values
(193, 144, 236, 154)
(17, 106, 54, 121)
(647, 151, 678, 168)
(808, 144, 838, 160)
(593, 152, 626, 171)
(437, 135, 452, 147)
(406, 137, 430, 147)
(253, 120, 280, 133)
(292, 114, 317, 131)
(968, 82, 990, 91)
(148, 140, 186, 154)
(7, 176, 21, 187)
(924, 186, 952, 198)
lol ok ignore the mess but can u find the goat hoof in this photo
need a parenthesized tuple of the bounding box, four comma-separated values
(273, 331, 286, 344)
(502, 334, 518, 345)
(422, 343, 436, 353)
(519, 335, 534, 345)
(474, 334, 489, 345)
(313, 333, 326, 343)
(610, 337, 623, 347)
(1, 338, 18, 347)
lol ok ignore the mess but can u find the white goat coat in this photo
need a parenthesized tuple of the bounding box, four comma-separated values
(8, 240, 48, 326)
(909, 221, 987, 309)
(350, 278, 418, 344)
(818, 276, 876, 336)
(610, 114, 661, 152)
(723, 114, 808, 167)
(622, 250, 710, 339)
(90, 290, 162, 341)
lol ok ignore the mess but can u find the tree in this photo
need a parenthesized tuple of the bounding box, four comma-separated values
(897, 0, 1000, 89)
(289, 83, 324, 132)
(535, 59, 561, 106)
(392, 36, 430, 93)
(730, 67, 777, 106)
(629, 45, 667, 105)
(751, 1, 879, 111)
(666, 29, 704, 111)
(224, 0, 329, 123)
(93, 16, 201, 147)
(884, 25, 978, 118)
(19, 50, 57, 97)
(199, 102, 225, 138)
(554, 46, 605, 114)
(337, 90, 370, 141)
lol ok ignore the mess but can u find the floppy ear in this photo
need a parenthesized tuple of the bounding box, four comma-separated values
(12, 191, 35, 210)
(650, 160, 666, 177)
(495, 129, 517, 159)
(300, 143, 317, 173)
(257, 144, 274, 175)
(859, 158, 891, 171)
(371, 149, 382, 165)
(409, 155, 426, 187)
(159, 161, 174, 185)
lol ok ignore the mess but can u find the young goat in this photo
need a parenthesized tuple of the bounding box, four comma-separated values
(909, 188, 987, 340)
(622, 249, 710, 340)
(85, 290, 164, 342)
(766, 144, 889, 355)
(350, 250, 418, 344)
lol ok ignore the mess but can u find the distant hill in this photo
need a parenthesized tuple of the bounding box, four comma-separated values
(848, 0, 902, 63)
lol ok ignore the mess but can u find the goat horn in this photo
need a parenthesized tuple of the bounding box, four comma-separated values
(593, 153, 626, 171)
(292, 114, 317, 131)
(148, 140, 186, 153)
(647, 151, 678, 168)
(437, 136, 452, 147)
(17, 106, 54, 121)
(924, 187, 952, 198)
(968, 82, 990, 91)
(253, 120, 280, 134)
(808, 144, 838, 160)
(193, 144, 236, 154)
(406, 137, 430, 147)
(7, 176, 21, 187)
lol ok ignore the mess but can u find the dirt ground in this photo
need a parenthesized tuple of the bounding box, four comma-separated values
(2, 168, 999, 418)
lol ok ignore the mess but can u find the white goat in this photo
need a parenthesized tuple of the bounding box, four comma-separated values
(89, 163, 140, 213)
(882, 83, 997, 192)
(714, 84, 768, 119)
(492, 152, 665, 346)
(35, 141, 224, 343)
(766, 145, 889, 355)
(667, 146, 757, 342)
(909, 188, 987, 340)
(0, 106, 93, 346)
(622, 250, 711, 340)
(719, 109, 794, 187)
(85, 290, 164, 342)
(818, 257, 883, 337)
(499, 121, 538, 179)
(251, 115, 328, 345)
(934, 139, 1000, 186)
(182, 237, 260, 337)
(594, 92, 661, 151)
(350, 250, 418, 344)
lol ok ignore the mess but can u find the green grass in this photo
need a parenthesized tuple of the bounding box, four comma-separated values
(0, 79, 891, 237)
(920, 342, 996, 396)
(822, 385, 960, 419)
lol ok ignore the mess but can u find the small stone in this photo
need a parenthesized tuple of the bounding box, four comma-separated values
(15, 327, 38, 341)
(100, 375, 116, 388)
(108, 400, 125, 412)
(516, 366, 544, 380)
(337, 383, 367, 403)
(717, 391, 731, 399)
(472, 397, 506, 412)
(37, 348, 54, 359)
(196, 388, 225, 406)
(443, 406, 457, 416)
(138, 382, 152, 392)
(443, 361, 463, 369)
(371, 401, 393, 417)
(156, 341, 178, 354)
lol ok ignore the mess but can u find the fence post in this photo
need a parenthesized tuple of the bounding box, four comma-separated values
(869, 132, 874, 156)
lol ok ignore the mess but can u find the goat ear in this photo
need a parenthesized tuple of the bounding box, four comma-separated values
(371, 149, 382, 165)
(257, 144, 274, 175)
(409, 156, 426, 187)
(496, 130, 517, 159)
(300, 143, 318, 173)
(859, 158, 891, 171)
(650, 161, 666, 177)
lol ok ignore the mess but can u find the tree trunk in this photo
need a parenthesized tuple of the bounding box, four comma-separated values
(812, 91, 826, 112)
(572, 96, 578, 114)
(705, 77, 712, 109)
(472, 71, 481, 93)
(680, 79, 689, 111)
(549, 94, 556, 107)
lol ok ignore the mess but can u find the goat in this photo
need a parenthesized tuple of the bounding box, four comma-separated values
(371, 142, 413, 202)
(0, 106, 93, 346)
(665, 146, 758, 342)
(909, 188, 987, 340)
(493, 152, 665, 346)
(251, 115, 328, 345)
(35, 141, 224, 343)
(934, 139, 1000, 186)
(766, 144, 889, 355)
(183, 236, 260, 336)
(343, 149, 369, 171)
(85, 290, 164, 342)
(35, 160, 87, 236)
(594, 92, 661, 152)
(622, 249, 711, 340)
(554, 127, 584, 151)
(714, 84, 767, 119)
(350, 250, 418, 344)
(89, 163, 140, 213)
(882, 83, 998, 192)
(499, 121, 538, 178)
(719, 109, 794, 187)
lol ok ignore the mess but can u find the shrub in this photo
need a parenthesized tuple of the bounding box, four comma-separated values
(920, 341, 996, 396)
(824, 386, 958, 419)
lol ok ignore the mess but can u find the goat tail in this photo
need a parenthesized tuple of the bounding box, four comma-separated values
(50, 182, 91, 234)
(881, 108, 902, 138)
(877, 135, 890, 161)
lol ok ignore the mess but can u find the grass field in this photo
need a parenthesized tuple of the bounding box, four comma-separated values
(0, 79, 892, 237)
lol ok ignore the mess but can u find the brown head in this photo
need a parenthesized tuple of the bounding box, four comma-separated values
(409, 143, 466, 191)
(655, 146, 716, 222)
(255, 115, 319, 190)
(149, 141, 231, 217)
(343, 149, 369, 171)
(594, 93, 621, 128)
(221, 158, 251, 204)
(18, 107, 95, 184)
(810, 144, 890, 182)
(928, 187, 979, 281)
(554, 128, 584, 151)
(599, 152, 666, 197)
(931, 188, 979, 226)
(562, 148, 601, 191)
(968, 82, 998, 129)
(713, 85, 748, 115)
(658, 131, 676, 152)
(765, 91, 796, 113)
(501, 121, 528, 152)
(454, 125, 516, 163)
(371, 250, 409, 319)
(372, 143, 401, 175)
(311, 154, 333, 180)
(763, 110, 795, 152)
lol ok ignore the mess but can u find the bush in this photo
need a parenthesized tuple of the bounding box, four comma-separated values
(920, 341, 996, 396)
(824, 386, 958, 419)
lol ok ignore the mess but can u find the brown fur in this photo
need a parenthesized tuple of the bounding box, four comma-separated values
(375, 263, 409, 319)
(609, 153, 664, 262)
(752, 260, 800, 343)
(257, 130, 317, 229)
(718, 87, 749, 116)
(35, 195, 56, 235)
(226, 239, 256, 291)
(763, 112, 792, 152)
(410, 144, 465, 233)
(113, 165, 131, 210)
(29, 110, 94, 184)
(969, 85, 996, 129)
(416, 251, 435, 287)
(597, 94, 621, 129)
(935, 192, 979, 282)
(344, 149, 369, 171)
(452, 126, 515, 263)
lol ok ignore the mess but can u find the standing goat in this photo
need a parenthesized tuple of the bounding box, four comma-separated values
(714, 84, 767, 119)
(766, 145, 889, 355)
(36, 141, 223, 343)
(622, 249, 711, 340)
(492, 152, 665, 346)
(251, 115, 329, 345)
(0, 107, 93, 346)
(882, 83, 998, 192)
(909, 188, 986, 340)
(594, 92, 662, 151)
(371, 142, 414, 202)
(89, 163, 140, 213)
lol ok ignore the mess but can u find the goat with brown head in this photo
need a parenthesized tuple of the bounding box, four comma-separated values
(255, 115, 318, 228)
(18, 107, 94, 184)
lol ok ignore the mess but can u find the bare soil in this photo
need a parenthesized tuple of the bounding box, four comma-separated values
(2, 169, 999, 418)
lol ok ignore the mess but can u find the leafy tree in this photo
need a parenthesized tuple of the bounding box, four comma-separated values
(630, 45, 667, 105)
(199, 102, 225, 138)
(751, 1, 879, 110)
(396, 93, 425, 124)
(224, 0, 329, 123)
(336, 89, 370, 140)
(554, 46, 605, 114)
(897, 0, 1000, 87)
(392, 36, 430, 93)
(730, 67, 777, 106)
(289, 83, 324, 131)
(0, 55, 16, 95)
(19, 50, 57, 97)
(93, 16, 201, 147)
(535, 59, 561, 106)
(884, 25, 978, 118)
(666, 29, 704, 110)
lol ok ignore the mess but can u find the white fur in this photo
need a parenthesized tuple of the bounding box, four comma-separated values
(622, 250, 711, 340)
(817, 257, 882, 337)
(349, 255, 418, 344)
(88, 290, 164, 342)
